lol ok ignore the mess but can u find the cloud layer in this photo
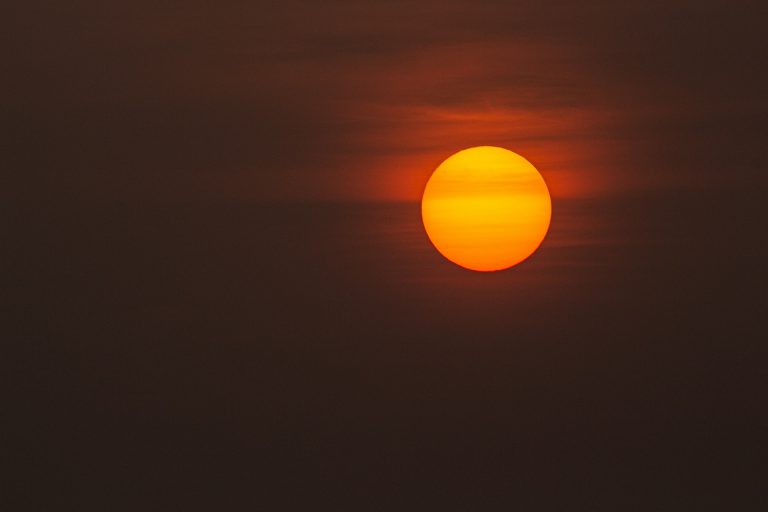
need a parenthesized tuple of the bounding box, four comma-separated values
(6, 0, 765, 201)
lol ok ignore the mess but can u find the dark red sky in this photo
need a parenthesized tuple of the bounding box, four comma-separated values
(5, 2, 767, 510)
(7, 0, 764, 201)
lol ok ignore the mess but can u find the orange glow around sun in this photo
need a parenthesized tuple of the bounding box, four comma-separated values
(421, 146, 552, 272)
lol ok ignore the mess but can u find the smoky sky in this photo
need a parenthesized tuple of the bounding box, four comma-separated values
(5, 0, 765, 202)
(5, 2, 768, 509)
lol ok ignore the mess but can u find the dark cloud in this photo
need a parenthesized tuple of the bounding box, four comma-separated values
(6, 0, 765, 202)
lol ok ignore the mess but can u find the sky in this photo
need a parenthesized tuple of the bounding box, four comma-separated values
(5, 1, 767, 510)
(7, 0, 764, 202)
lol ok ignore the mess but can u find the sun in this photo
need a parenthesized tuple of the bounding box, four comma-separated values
(421, 146, 552, 272)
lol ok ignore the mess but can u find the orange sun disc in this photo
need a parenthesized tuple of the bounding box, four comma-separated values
(421, 146, 552, 272)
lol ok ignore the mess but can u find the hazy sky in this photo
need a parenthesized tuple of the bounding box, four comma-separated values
(6, 2, 767, 509)
(7, 0, 764, 202)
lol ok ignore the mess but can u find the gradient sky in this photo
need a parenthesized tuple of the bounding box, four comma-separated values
(6, 2, 767, 510)
(7, 0, 765, 202)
